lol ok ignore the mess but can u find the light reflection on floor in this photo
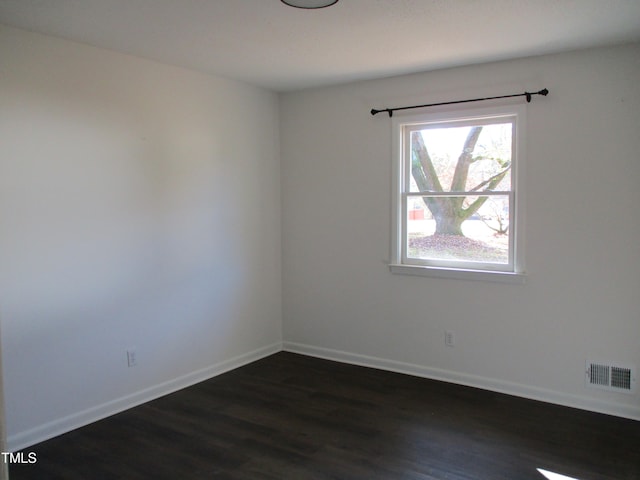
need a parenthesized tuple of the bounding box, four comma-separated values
(537, 468, 581, 480)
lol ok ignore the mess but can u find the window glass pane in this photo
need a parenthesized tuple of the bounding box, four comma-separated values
(406, 195, 510, 264)
(409, 122, 512, 193)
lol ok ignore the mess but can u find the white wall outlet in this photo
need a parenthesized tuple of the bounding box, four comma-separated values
(127, 349, 137, 367)
(445, 330, 455, 347)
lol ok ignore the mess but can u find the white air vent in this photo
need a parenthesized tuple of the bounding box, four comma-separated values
(586, 361, 636, 394)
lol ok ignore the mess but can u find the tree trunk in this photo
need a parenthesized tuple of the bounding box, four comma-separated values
(433, 202, 465, 235)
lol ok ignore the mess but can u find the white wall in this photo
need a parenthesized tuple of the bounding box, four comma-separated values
(0, 25, 282, 449)
(0, 321, 7, 480)
(281, 44, 640, 419)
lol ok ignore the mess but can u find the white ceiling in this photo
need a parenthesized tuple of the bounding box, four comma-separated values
(1, 0, 639, 92)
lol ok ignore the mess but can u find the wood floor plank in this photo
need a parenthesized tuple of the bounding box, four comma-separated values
(10, 352, 640, 479)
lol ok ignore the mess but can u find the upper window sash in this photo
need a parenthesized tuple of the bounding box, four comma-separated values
(403, 116, 515, 195)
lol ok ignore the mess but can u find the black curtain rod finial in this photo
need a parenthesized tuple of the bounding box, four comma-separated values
(525, 88, 549, 103)
(370, 108, 393, 117)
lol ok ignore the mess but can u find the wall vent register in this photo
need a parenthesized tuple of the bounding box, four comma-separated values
(586, 361, 636, 393)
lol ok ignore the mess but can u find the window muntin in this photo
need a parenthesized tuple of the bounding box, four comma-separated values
(393, 106, 524, 275)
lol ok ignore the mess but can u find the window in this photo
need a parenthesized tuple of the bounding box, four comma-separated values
(390, 105, 525, 282)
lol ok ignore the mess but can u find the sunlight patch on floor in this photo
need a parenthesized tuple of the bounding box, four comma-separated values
(537, 468, 581, 480)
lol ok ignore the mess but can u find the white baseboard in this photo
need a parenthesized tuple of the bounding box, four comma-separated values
(10, 340, 638, 451)
(8, 342, 282, 452)
(283, 341, 640, 422)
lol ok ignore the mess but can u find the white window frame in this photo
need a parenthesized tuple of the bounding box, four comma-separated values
(389, 104, 526, 283)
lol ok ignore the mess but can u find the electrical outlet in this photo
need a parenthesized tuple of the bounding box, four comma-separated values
(127, 349, 137, 367)
(445, 330, 455, 347)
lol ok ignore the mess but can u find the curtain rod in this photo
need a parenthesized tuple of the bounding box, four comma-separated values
(370, 88, 549, 117)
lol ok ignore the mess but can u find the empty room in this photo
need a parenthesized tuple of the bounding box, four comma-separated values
(0, 1, 639, 479)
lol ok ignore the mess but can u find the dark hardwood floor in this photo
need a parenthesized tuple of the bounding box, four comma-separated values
(10, 352, 640, 479)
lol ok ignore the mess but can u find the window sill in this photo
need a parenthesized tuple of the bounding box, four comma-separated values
(389, 264, 526, 284)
